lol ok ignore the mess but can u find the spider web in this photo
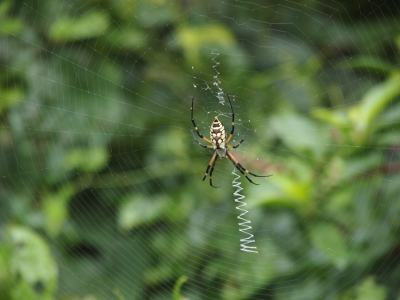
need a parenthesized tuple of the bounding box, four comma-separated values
(1, 0, 400, 300)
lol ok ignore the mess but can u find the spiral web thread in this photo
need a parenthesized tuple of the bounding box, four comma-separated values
(232, 169, 258, 253)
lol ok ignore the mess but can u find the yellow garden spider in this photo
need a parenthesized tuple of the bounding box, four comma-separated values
(191, 94, 272, 188)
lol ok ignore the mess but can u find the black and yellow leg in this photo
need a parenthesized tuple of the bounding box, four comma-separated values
(226, 130, 248, 149)
(225, 94, 235, 144)
(226, 151, 272, 185)
(208, 155, 221, 188)
(191, 131, 214, 148)
(202, 152, 220, 188)
(191, 98, 213, 144)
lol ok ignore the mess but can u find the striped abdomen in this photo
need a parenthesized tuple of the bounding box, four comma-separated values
(210, 119, 227, 156)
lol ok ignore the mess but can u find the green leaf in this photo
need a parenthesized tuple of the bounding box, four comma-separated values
(250, 158, 314, 208)
(48, 10, 110, 42)
(342, 153, 383, 181)
(314, 72, 400, 146)
(308, 222, 349, 269)
(64, 147, 109, 173)
(0, 243, 11, 297)
(0, 87, 24, 114)
(351, 72, 400, 142)
(0, 1, 24, 36)
(339, 276, 387, 300)
(7, 225, 58, 300)
(118, 195, 168, 231)
(312, 107, 349, 128)
(43, 185, 75, 237)
(107, 27, 147, 51)
(355, 277, 386, 300)
(0, 19, 24, 36)
(176, 23, 235, 66)
(0, 0, 11, 17)
(172, 276, 188, 300)
(345, 55, 392, 74)
(270, 113, 328, 158)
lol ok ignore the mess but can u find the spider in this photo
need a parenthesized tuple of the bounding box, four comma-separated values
(191, 94, 272, 188)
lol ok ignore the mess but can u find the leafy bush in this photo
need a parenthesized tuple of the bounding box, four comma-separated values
(1, 0, 400, 299)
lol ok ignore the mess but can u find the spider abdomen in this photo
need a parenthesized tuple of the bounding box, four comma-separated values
(210, 118, 226, 154)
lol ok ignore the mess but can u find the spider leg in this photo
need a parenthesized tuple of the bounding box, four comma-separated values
(191, 130, 214, 148)
(209, 155, 221, 188)
(191, 98, 213, 144)
(225, 94, 235, 144)
(226, 151, 272, 185)
(226, 130, 248, 149)
(202, 152, 220, 188)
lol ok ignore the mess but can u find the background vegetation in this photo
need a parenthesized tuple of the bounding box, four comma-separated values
(1, 0, 400, 299)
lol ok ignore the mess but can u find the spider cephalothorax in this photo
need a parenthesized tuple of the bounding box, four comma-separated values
(191, 94, 272, 187)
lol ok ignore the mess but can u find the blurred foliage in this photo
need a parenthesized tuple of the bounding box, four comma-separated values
(1, 225, 58, 300)
(1, 0, 400, 300)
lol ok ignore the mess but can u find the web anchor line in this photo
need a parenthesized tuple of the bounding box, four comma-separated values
(232, 169, 258, 253)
